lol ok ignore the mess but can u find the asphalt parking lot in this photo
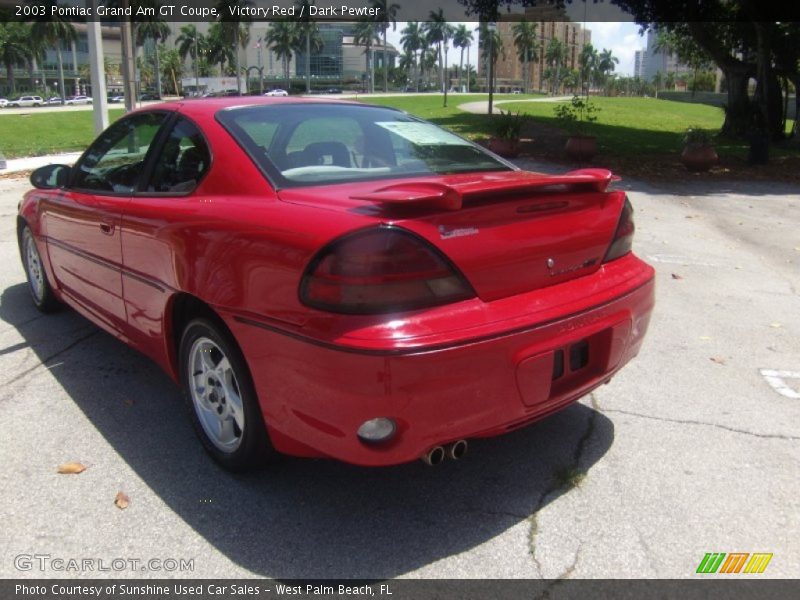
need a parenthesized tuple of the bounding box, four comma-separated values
(0, 166, 798, 579)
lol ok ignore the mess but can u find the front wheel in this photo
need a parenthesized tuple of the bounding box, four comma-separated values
(20, 225, 60, 312)
(179, 318, 275, 471)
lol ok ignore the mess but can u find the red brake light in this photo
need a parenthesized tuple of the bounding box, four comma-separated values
(300, 227, 475, 314)
(603, 197, 635, 263)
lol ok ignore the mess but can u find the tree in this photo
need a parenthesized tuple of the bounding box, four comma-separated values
(478, 21, 504, 92)
(0, 22, 27, 96)
(597, 48, 619, 95)
(424, 10, 455, 104)
(30, 2, 77, 104)
(452, 24, 473, 93)
(353, 20, 380, 93)
(295, 1, 323, 94)
(545, 38, 566, 95)
(215, 0, 253, 93)
(23, 26, 45, 93)
(265, 20, 300, 90)
(400, 21, 423, 91)
(371, 0, 400, 93)
(578, 43, 598, 94)
(512, 20, 539, 94)
(160, 49, 183, 95)
(652, 70, 663, 98)
(136, 16, 171, 97)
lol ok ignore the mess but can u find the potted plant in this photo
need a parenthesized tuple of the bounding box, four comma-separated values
(681, 127, 718, 172)
(487, 111, 528, 158)
(554, 95, 600, 161)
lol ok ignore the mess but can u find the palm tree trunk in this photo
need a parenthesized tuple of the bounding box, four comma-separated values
(467, 46, 472, 94)
(305, 31, 311, 94)
(458, 47, 464, 91)
(154, 41, 162, 98)
(57, 46, 65, 104)
(383, 30, 388, 93)
(235, 28, 241, 94)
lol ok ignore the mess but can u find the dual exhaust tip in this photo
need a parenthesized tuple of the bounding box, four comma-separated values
(422, 440, 468, 466)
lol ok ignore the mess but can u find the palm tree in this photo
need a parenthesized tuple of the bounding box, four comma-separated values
(0, 22, 27, 96)
(478, 22, 504, 92)
(512, 20, 539, 94)
(30, 2, 77, 104)
(136, 19, 171, 98)
(652, 71, 663, 98)
(353, 20, 380, 93)
(371, 0, 399, 93)
(452, 24, 473, 93)
(598, 48, 619, 95)
(424, 11, 447, 94)
(159, 49, 183, 95)
(176, 25, 207, 93)
(578, 43, 598, 94)
(545, 38, 566, 95)
(400, 21, 423, 91)
(265, 20, 300, 90)
(215, 0, 253, 94)
(207, 23, 235, 76)
(23, 26, 45, 93)
(295, 1, 323, 94)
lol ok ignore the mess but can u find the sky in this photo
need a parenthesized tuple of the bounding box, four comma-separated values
(385, 21, 644, 76)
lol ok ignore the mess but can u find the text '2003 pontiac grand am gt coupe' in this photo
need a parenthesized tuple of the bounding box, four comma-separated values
(18, 97, 654, 471)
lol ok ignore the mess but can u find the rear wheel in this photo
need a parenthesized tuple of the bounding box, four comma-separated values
(20, 225, 60, 312)
(179, 318, 275, 471)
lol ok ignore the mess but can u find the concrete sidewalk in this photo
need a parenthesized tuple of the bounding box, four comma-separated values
(0, 152, 83, 175)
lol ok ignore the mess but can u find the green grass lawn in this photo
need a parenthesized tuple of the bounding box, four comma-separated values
(364, 93, 545, 141)
(0, 109, 125, 158)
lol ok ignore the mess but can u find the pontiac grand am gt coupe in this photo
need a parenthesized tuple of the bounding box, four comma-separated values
(18, 97, 654, 471)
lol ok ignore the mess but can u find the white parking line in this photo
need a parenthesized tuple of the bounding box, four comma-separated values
(759, 369, 800, 399)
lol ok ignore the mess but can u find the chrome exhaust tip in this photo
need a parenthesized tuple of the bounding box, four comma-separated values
(447, 440, 468, 460)
(422, 446, 446, 466)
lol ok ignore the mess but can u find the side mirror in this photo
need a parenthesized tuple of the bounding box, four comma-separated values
(30, 164, 71, 190)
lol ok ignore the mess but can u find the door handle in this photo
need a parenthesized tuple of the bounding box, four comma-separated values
(100, 221, 115, 235)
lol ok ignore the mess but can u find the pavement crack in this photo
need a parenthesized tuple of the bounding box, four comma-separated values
(603, 408, 800, 441)
(528, 396, 599, 578)
(0, 329, 100, 388)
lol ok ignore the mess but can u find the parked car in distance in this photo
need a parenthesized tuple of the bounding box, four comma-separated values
(0, 98, 8, 108)
(325, 87, 342, 94)
(138, 92, 161, 101)
(19, 97, 655, 472)
(65, 95, 92, 105)
(46, 97, 62, 105)
(8, 95, 43, 108)
(264, 88, 288, 97)
(107, 94, 124, 103)
(511, 88, 522, 94)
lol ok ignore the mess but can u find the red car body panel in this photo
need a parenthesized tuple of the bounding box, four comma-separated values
(19, 97, 655, 466)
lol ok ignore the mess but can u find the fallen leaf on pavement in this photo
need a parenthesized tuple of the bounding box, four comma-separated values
(671, 273, 683, 280)
(710, 357, 726, 365)
(57, 462, 87, 474)
(770, 322, 782, 328)
(699, 336, 712, 341)
(114, 492, 130, 510)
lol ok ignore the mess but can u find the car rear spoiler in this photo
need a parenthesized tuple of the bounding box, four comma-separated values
(350, 169, 620, 212)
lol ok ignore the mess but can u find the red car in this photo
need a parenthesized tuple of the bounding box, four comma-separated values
(18, 98, 654, 470)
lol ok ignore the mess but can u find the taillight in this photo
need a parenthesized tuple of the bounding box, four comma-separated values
(603, 196, 635, 263)
(300, 226, 475, 314)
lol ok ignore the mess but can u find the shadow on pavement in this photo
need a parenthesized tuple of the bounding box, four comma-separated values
(1, 282, 615, 578)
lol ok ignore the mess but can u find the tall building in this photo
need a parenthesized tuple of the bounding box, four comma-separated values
(641, 28, 691, 82)
(633, 50, 646, 79)
(494, 20, 591, 92)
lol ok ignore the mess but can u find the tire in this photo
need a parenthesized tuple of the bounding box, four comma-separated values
(19, 225, 60, 312)
(179, 318, 275, 471)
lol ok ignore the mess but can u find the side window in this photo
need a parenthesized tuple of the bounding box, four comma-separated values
(146, 117, 211, 193)
(71, 112, 167, 193)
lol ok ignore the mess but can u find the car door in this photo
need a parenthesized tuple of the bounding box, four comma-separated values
(119, 115, 212, 362)
(42, 111, 169, 335)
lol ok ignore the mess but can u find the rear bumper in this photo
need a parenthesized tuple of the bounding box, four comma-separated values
(225, 254, 655, 466)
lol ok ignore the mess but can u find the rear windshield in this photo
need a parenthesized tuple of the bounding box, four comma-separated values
(216, 103, 513, 188)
